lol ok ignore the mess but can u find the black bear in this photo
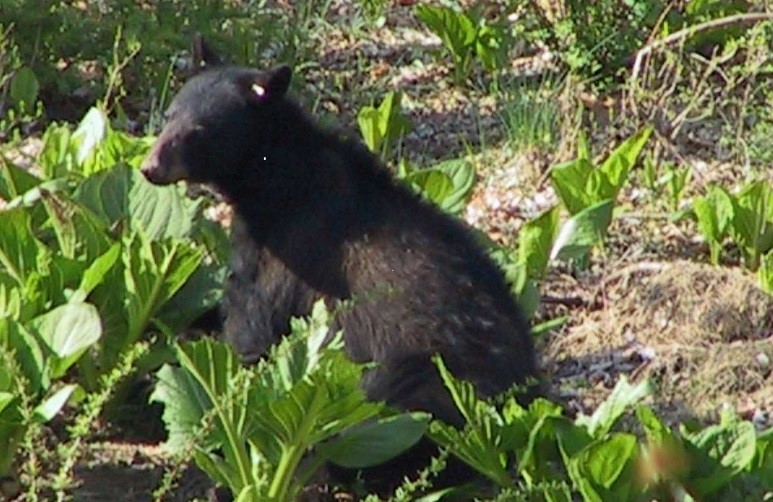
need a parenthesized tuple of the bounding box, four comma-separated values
(141, 36, 540, 494)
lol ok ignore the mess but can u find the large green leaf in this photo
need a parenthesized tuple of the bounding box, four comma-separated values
(73, 164, 203, 241)
(39, 189, 112, 262)
(0, 209, 43, 287)
(405, 159, 476, 214)
(32, 384, 77, 423)
(693, 185, 735, 264)
(682, 410, 759, 496)
(517, 205, 560, 279)
(357, 92, 411, 155)
(551, 158, 596, 215)
(569, 434, 638, 500)
(0, 392, 14, 415)
(29, 302, 102, 379)
(1, 318, 46, 392)
(319, 413, 429, 468)
(150, 339, 242, 454)
(153, 261, 226, 334)
(429, 355, 514, 488)
(9, 66, 39, 113)
(416, 5, 477, 69)
(598, 126, 652, 199)
(104, 232, 203, 366)
(72, 107, 108, 166)
(575, 377, 652, 438)
(550, 199, 614, 262)
(153, 302, 389, 500)
(0, 158, 42, 201)
(730, 180, 773, 269)
(72, 243, 122, 303)
(30, 302, 102, 360)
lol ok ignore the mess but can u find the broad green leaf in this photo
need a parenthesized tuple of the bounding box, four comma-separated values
(550, 158, 596, 214)
(517, 205, 560, 279)
(0, 209, 42, 286)
(150, 339, 242, 454)
(357, 107, 383, 153)
(636, 405, 671, 443)
(552, 129, 649, 215)
(434, 158, 475, 213)
(9, 66, 39, 113)
(39, 123, 76, 179)
(249, 304, 381, 452)
(29, 302, 102, 378)
(575, 377, 652, 437)
(357, 92, 411, 155)
(153, 304, 387, 500)
(554, 418, 594, 460)
(87, 129, 154, 173)
(406, 159, 476, 214)
(33, 384, 76, 423)
(30, 302, 102, 359)
(111, 232, 203, 366)
(377, 91, 411, 148)
(730, 180, 773, 270)
(430, 355, 514, 488)
(599, 126, 652, 197)
(0, 158, 42, 200)
(682, 410, 758, 495)
(702, 410, 758, 473)
(153, 363, 217, 454)
(1, 319, 46, 392)
(564, 434, 638, 501)
(550, 199, 614, 262)
(73, 243, 122, 302)
(516, 277, 540, 320)
(319, 413, 429, 468)
(72, 107, 108, 165)
(410, 170, 454, 207)
(73, 164, 203, 241)
(518, 413, 567, 484)
(416, 5, 477, 75)
(580, 434, 638, 489)
(37, 191, 109, 264)
(47, 255, 87, 305)
(153, 261, 226, 334)
(0, 392, 14, 414)
(694, 185, 735, 265)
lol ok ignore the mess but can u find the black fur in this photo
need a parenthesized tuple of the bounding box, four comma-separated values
(142, 38, 541, 494)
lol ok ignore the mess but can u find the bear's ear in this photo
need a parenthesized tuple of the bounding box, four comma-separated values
(246, 65, 293, 103)
(192, 34, 223, 71)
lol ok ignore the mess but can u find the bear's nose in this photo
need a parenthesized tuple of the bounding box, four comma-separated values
(140, 154, 160, 182)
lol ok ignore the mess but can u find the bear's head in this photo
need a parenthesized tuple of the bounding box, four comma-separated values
(141, 35, 292, 188)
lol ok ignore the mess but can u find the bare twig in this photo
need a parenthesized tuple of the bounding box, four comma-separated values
(631, 12, 773, 82)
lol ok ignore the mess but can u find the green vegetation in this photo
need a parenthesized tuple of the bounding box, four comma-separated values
(1, 0, 771, 500)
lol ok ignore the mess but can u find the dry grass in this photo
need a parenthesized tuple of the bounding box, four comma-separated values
(545, 261, 773, 422)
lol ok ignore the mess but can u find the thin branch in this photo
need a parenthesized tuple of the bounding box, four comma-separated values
(631, 12, 773, 82)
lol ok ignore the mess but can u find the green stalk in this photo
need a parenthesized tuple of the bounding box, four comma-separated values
(176, 348, 252, 491)
(268, 387, 325, 499)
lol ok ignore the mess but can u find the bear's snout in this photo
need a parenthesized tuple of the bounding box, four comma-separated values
(141, 136, 187, 185)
